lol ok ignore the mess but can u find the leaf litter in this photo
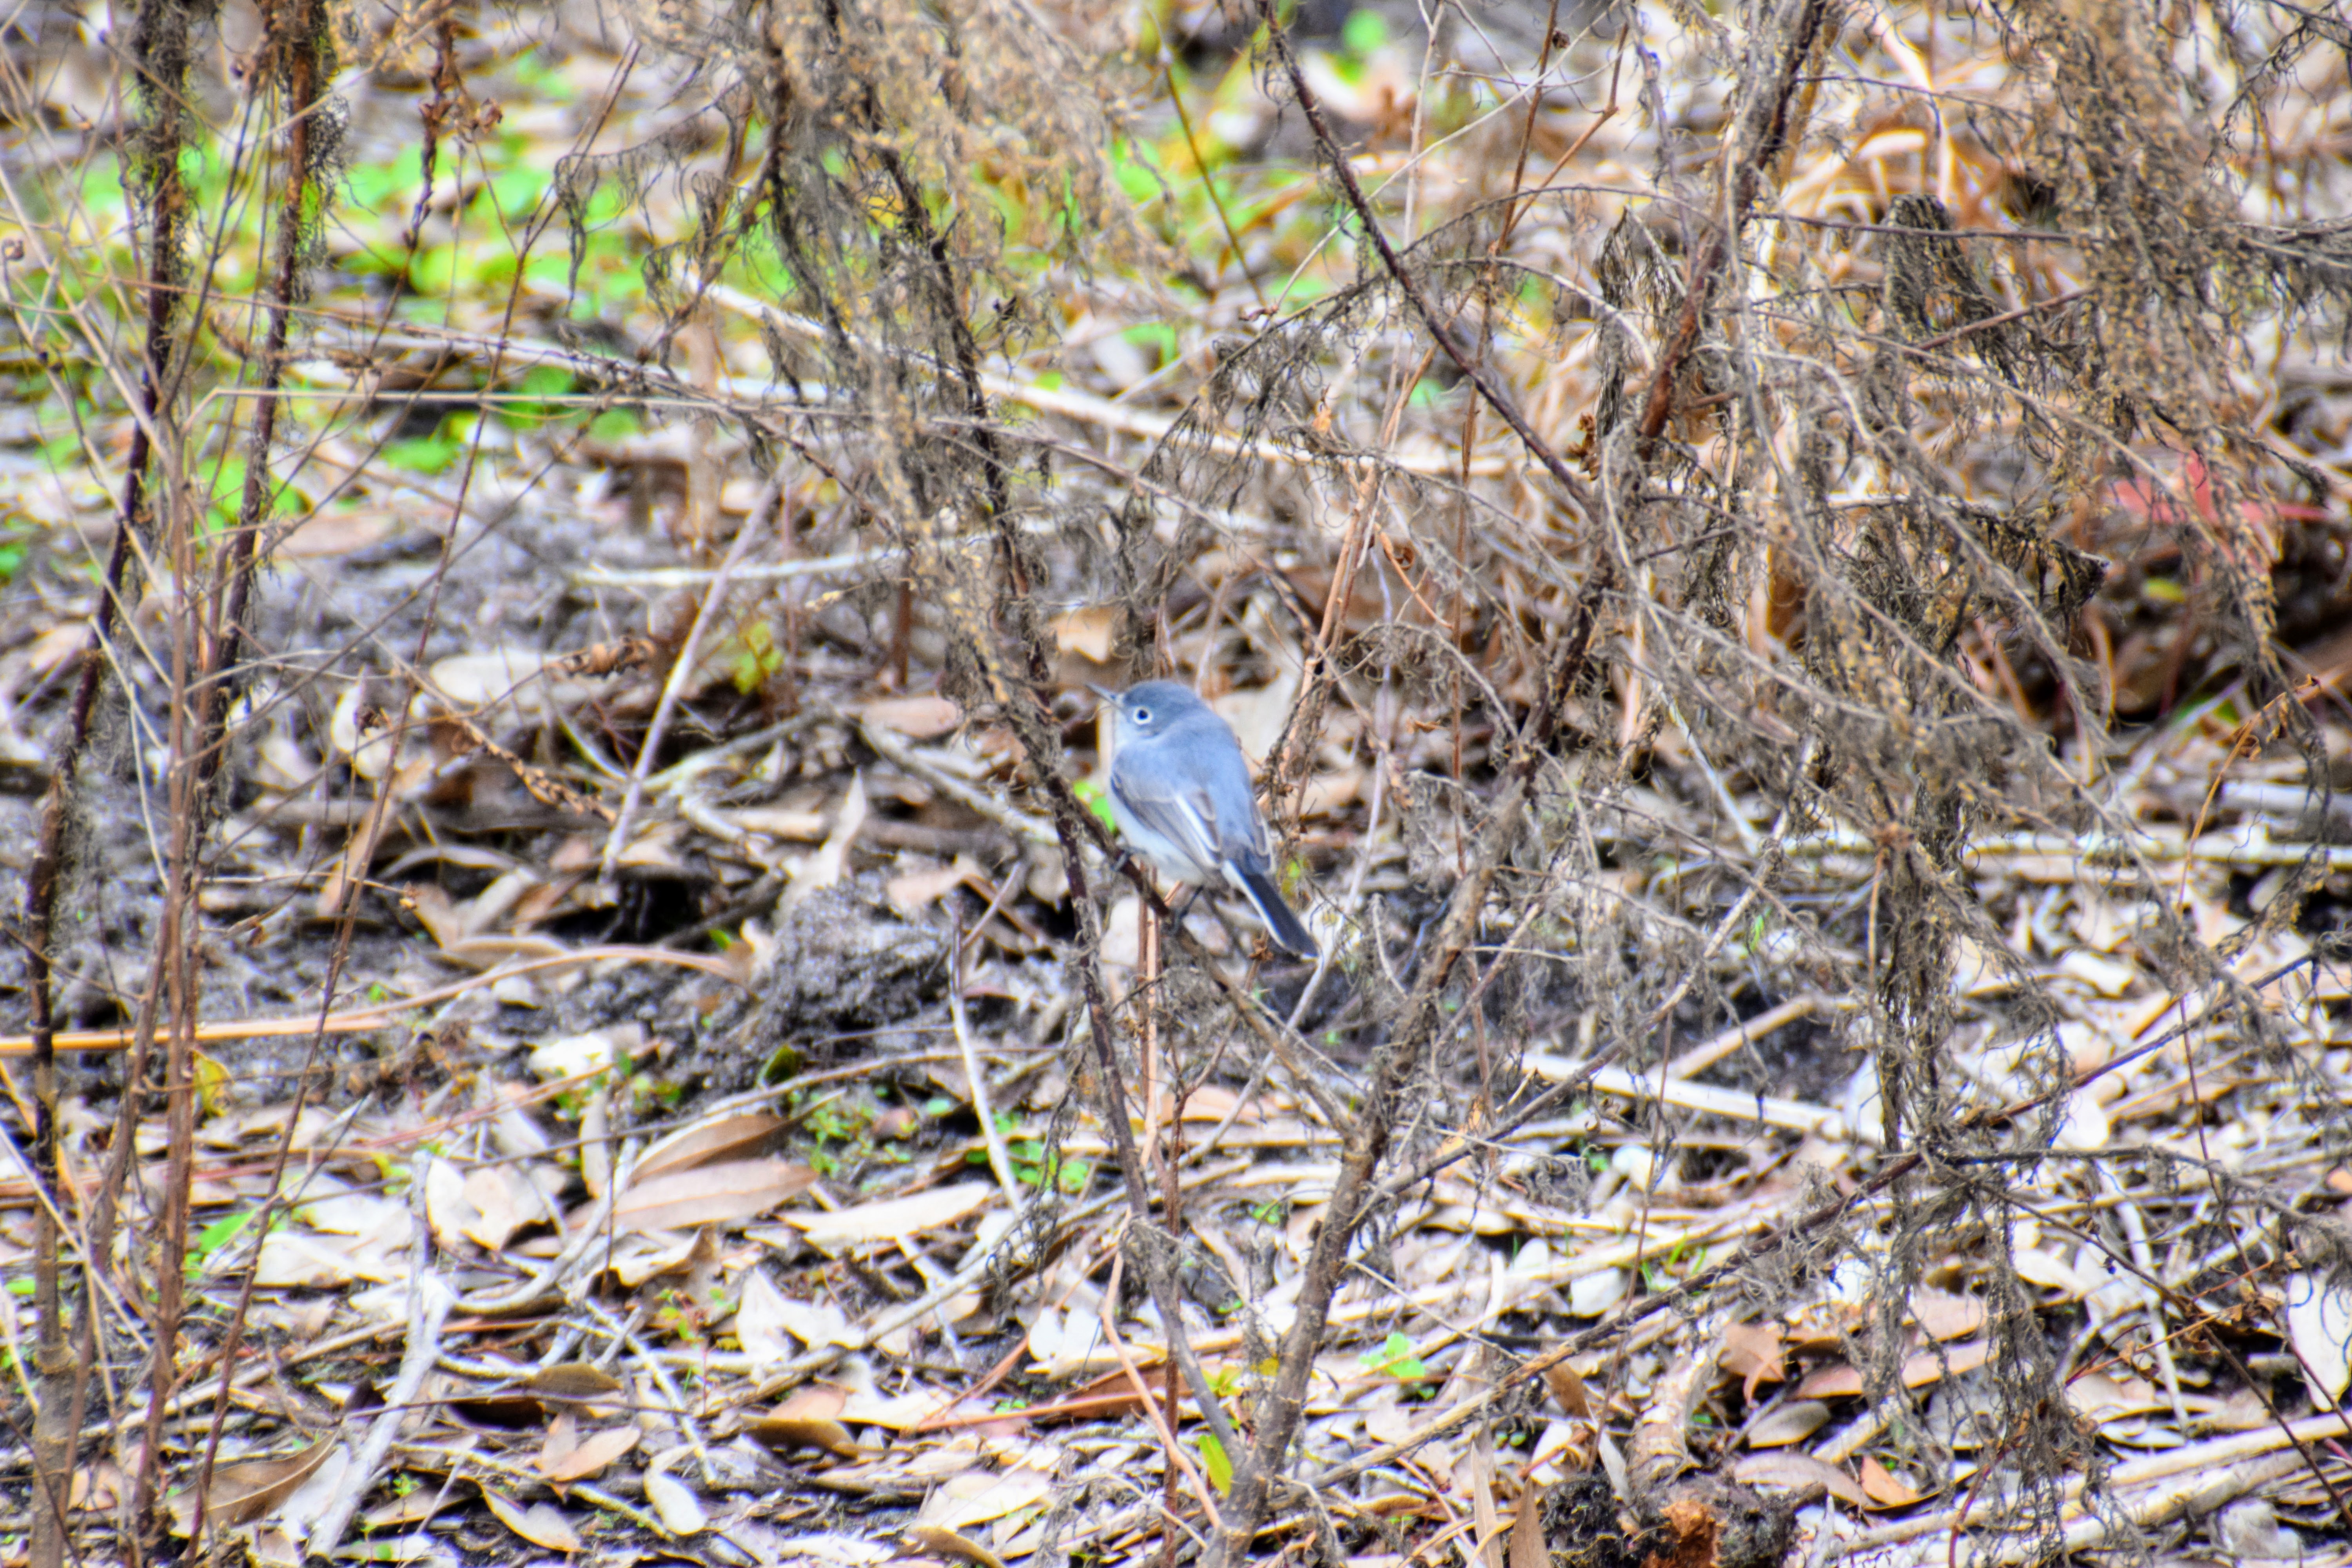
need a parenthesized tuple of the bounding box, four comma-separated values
(1, 0, 2350, 1559)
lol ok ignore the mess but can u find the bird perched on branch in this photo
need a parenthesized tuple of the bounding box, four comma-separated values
(1093, 680, 1319, 959)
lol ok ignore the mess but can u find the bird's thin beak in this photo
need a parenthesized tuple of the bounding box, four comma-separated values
(1086, 684, 1119, 705)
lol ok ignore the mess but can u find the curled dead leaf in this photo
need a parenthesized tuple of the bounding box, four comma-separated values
(785, 1181, 994, 1251)
(905, 1524, 1007, 1568)
(166, 1437, 337, 1534)
(1730, 1452, 1869, 1509)
(644, 1470, 707, 1535)
(1543, 1362, 1593, 1421)
(481, 1488, 581, 1552)
(611, 1157, 817, 1234)
(523, 1363, 626, 1401)
(1720, 1321, 1786, 1400)
(1858, 1456, 1927, 1508)
(1795, 1338, 1989, 1399)
(633, 1112, 791, 1183)
(535, 1425, 641, 1484)
(746, 1413, 868, 1459)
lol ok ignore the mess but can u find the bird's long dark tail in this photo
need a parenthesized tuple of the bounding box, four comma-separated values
(1233, 864, 1319, 959)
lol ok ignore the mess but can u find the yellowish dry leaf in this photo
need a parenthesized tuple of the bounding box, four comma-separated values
(786, 1181, 994, 1250)
(860, 695, 964, 738)
(1506, 1496, 1548, 1568)
(1730, 1452, 1869, 1508)
(1859, 1456, 1926, 1508)
(1795, 1338, 1989, 1399)
(536, 1426, 641, 1483)
(644, 1470, 707, 1535)
(634, 1112, 790, 1183)
(905, 1524, 1007, 1568)
(612, 1157, 817, 1234)
(1543, 1363, 1592, 1421)
(1719, 1321, 1786, 1399)
(166, 1437, 337, 1534)
(481, 1488, 581, 1552)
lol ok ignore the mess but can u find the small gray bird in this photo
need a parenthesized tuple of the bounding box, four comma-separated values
(1094, 680, 1319, 959)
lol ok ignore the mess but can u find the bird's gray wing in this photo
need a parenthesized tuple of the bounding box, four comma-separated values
(1110, 748, 1226, 873)
(1173, 711, 1274, 863)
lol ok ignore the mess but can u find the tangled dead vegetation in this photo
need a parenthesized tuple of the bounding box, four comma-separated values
(1, 0, 2350, 1561)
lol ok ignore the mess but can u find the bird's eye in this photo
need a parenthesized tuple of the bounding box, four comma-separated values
(1133, 708, 1151, 724)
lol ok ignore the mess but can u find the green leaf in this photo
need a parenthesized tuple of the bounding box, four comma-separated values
(383, 434, 462, 476)
(1359, 1330, 1429, 1381)
(1196, 1431, 1232, 1495)
(1074, 777, 1118, 832)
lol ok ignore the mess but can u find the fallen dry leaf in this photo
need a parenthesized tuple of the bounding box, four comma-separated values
(633, 1111, 791, 1183)
(1859, 1456, 1927, 1508)
(71, 1460, 127, 1513)
(915, 1468, 1056, 1530)
(736, 1269, 801, 1368)
(481, 1488, 582, 1552)
(536, 1425, 641, 1483)
(611, 1157, 817, 1234)
(905, 1524, 1008, 1568)
(421, 1156, 481, 1252)
(463, 1162, 545, 1250)
(860, 695, 964, 739)
(523, 1363, 626, 1402)
(1796, 1338, 1990, 1399)
(786, 1180, 994, 1250)
(1744, 1401, 1830, 1448)
(251, 1229, 398, 1289)
(1543, 1362, 1593, 1421)
(836, 1384, 970, 1430)
(1910, 1288, 1987, 1343)
(740, 1273, 857, 1354)
(2066, 1370, 2165, 1424)
(1720, 1320, 1786, 1399)
(644, 1470, 707, 1535)
(362, 1483, 462, 1532)
(1506, 1496, 1547, 1568)
(1731, 1451, 1869, 1508)
(745, 1412, 868, 1459)
(888, 857, 976, 913)
(166, 1437, 337, 1534)
(538, 1412, 579, 1471)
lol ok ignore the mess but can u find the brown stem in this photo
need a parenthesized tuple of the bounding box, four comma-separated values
(848, 26, 1250, 1472)
(1202, 1, 1835, 1557)
(181, 0, 339, 1540)
(24, 0, 202, 1554)
(1634, 0, 1830, 449)
(1252, 0, 1593, 517)
(194, 0, 330, 800)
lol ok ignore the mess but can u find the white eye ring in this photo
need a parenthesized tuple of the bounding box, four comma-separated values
(1134, 708, 1151, 723)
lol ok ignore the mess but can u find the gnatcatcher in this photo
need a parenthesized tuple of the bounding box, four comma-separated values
(1094, 680, 1319, 958)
